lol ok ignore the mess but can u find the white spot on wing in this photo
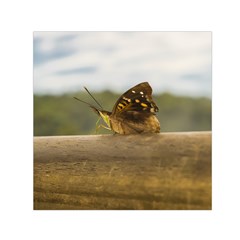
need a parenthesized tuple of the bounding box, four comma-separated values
(132, 90, 136, 93)
(140, 91, 144, 95)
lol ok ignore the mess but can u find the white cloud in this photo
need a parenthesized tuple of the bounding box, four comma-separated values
(34, 32, 211, 97)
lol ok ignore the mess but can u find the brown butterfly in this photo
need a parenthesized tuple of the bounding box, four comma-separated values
(74, 82, 160, 134)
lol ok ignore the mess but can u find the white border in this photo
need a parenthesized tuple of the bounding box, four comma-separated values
(1, 0, 240, 239)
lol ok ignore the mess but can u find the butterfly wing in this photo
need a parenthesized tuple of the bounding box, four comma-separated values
(109, 82, 160, 134)
(112, 82, 159, 115)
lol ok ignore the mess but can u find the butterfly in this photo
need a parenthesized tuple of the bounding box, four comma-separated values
(74, 82, 160, 134)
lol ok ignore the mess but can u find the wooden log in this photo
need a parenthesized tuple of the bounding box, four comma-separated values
(34, 132, 211, 210)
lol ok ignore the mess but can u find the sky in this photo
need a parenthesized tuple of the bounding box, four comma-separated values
(33, 32, 211, 97)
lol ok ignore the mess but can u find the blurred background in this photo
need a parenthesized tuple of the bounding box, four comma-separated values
(34, 32, 211, 136)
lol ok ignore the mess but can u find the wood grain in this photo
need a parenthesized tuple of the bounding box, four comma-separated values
(34, 132, 211, 210)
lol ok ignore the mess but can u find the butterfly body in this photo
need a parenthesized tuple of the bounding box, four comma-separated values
(109, 112, 160, 134)
(75, 82, 160, 134)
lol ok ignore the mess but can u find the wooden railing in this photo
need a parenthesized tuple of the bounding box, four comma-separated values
(34, 132, 211, 210)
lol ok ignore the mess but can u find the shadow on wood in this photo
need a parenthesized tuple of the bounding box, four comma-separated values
(34, 132, 211, 210)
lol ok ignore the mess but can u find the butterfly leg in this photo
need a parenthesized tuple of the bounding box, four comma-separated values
(95, 117, 112, 133)
(95, 124, 112, 133)
(95, 117, 101, 134)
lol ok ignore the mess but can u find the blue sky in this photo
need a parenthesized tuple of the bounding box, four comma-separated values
(34, 32, 211, 97)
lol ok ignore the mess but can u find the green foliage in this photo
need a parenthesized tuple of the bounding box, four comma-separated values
(156, 93, 211, 132)
(34, 92, 211, 136)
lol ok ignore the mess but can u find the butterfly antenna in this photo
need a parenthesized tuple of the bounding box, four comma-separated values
(73, 97, 94, 107)
(84, 87, 103, 109)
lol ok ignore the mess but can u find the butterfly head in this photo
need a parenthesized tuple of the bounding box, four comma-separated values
(73, 96, 112, 129)
(91, 107, 111, 128)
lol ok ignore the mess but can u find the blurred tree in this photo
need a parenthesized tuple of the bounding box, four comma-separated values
(34, 92, 211, 136)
